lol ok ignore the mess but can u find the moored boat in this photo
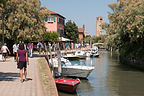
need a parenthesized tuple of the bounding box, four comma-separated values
(63, 51, 86, 60)
(49, 58, 94, 78)
(90, 51, 99, 57)
(55, 78, 80, 93)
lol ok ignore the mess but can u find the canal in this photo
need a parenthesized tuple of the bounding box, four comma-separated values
(59, 51, 144, 96)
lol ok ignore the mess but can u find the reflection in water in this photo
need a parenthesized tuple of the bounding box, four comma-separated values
(59, 51, 144, 96)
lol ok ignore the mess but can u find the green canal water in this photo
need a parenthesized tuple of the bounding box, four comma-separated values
(59, 51, 144, 96)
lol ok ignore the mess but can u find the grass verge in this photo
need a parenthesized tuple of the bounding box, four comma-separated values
(38, 58, 50, 96)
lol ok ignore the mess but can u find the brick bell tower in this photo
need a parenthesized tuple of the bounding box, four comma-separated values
(96, 16, 104, 37)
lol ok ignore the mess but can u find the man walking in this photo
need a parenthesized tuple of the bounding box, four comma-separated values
(27, 42, 33, 57)
(37, 41, 41, 54)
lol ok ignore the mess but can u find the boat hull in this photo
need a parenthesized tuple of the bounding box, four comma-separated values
(55, 66, 94, 78)
(90, 54, 99, 57)
(56, 83, 79, 93)
(55, 78, 80, 93)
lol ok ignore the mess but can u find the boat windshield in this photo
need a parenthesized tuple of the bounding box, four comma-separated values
(70, 61, 86, 66)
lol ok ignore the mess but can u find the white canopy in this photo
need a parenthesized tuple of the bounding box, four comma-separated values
(59, 37, 72, 41)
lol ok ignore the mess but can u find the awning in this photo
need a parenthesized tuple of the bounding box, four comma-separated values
(59, 37, 73, 41)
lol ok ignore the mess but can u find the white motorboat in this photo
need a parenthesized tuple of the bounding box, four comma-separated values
(75, 51, 87, 59)
(63, 51, 86, 59)
(63, 53, 79, 59)
(49, 58, 94, 78)
(85, 51, 91, 57)
(90, 51, 99, 57)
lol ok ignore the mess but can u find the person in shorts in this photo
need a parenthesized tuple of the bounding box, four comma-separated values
(13, 42, 18, 61)
(27, 42, 33, 57)
(1, 43, 11, 62)
(16, 43, 29, 83)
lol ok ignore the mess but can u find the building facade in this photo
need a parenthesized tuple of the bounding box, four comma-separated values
(44, 10, 65, 37)
(96, 16, 104, 37)
(78, 24, 85, 40)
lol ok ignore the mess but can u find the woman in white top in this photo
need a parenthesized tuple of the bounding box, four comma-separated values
(1, 43, 11, 62)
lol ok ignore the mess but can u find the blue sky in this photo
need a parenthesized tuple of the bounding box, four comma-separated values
(40, 0, 117, 36)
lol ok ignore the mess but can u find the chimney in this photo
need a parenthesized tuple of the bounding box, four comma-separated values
(83, 24, 85, 32)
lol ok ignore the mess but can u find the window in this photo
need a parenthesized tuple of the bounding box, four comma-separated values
(57, 28, 59, 32)
(47, 16, 55, 22)
(57, 17, 60, 22)
(61, 29, 64, 34)
(58, 17, 64, 25)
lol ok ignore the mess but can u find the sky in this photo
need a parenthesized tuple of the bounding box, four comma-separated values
(40, 0, 117, 36)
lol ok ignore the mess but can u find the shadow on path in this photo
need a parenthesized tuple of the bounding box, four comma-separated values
(0, 72, 19, 81)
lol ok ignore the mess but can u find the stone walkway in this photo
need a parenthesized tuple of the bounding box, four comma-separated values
(0, 57, 44, 96)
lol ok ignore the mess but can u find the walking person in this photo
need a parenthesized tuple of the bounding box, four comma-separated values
(1, 43, 11, 62)
(27, 42, 33, 57)
(13, 42, 18, 61)
(16, 43, 29, 83)
(37, 41, 41, 54)
(41, 43, 45, 54)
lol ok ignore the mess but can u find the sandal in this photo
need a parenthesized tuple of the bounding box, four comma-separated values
(20, 79, 23, 83)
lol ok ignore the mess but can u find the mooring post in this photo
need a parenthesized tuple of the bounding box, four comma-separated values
(48, 42, 55, 77)
(57, 43, 62, 74)
(44, 43, 50, 65)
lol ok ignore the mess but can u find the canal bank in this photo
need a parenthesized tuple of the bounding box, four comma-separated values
(38, 57, 58, 96)
(120, 56, 144, 71)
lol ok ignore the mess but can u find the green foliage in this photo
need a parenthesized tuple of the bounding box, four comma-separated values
(84, 35, 91, 43)
(104, 0, 144, 60)
(0, 0, 8, 6)
(91, 35, 105, 43)
(64, 20, 79, 42)
(43, 32, 59, 42)
(0, 0, 49, 42)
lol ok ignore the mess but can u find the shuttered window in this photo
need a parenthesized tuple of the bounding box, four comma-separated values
(48, 16, 55, 22)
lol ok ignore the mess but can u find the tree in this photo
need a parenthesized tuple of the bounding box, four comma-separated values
(0, 0, 8, 5)
(43, 32, 59, 42)
(64, 20, 79, 42)
(0, 0, 49, 42)
(91, 35, 105, 43)
(104, 0, 144, 59)
(84, 35, 91, 43)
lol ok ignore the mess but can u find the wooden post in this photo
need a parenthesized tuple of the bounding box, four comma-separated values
(90, 40, 92, 48)
(54, 42, 56, 52)
(63, 42, 67, 55)
(48, 42, 55, 77)
(44, 43, 50, 65)
(57, 43, 62, 74)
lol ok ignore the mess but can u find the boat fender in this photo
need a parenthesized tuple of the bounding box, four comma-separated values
(76, 78, 81, 83)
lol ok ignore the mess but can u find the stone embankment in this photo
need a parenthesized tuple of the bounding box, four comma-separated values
(120, 56, 144, 71)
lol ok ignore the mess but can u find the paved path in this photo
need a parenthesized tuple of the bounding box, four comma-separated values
(0, 57, 44, 96)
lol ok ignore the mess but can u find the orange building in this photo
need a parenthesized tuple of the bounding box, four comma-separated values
(78, 24, 85, 40)
(44, 10, 65, 37)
